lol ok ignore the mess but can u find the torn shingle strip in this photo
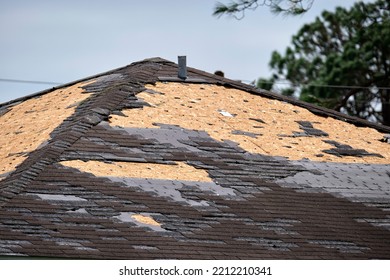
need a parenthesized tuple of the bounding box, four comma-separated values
(231, 130, 262, 138)
(280, 121, 329, 138)
(144, 89, 164, 95)
(296, 121, 329, 137)
(322, 140, 383, 158)
(249, 117, 266, 124)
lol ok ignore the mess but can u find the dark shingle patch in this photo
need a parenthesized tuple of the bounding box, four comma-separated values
(380, 134, 390, 143)
(0, 107, 11, 117)
(277, 121, 329, 138)
(231, 130, 262, 138)
(296, 121, 329, 137)
(322, 140, 383, 158)
(249, 117, 266, 124)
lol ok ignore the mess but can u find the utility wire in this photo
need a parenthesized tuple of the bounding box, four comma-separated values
(251, 79, 390, 90)
(0, 78, 62, 86)
(2, 77, 390, 90)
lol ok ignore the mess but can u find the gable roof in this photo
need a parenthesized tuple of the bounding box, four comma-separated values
(0, 57, 389, 259)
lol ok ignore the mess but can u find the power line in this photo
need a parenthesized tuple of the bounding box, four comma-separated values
(254, 79, 390, 90)
(2, 76, 390, 91)
(0, 78, 62, 86)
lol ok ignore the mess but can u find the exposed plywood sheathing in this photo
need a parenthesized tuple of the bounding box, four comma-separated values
(59, 160, 213, 182)
(110, 82, 390, 164)
(131, 214, 161, 226)
(0, 81, 93, 178)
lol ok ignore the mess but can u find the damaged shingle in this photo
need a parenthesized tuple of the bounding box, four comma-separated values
(249, 117, 266, 124)
(322, 140, 383, 158)
(295, 121, 329, 137)
(231, 130, 262, 138)
(381, 134, 390, 143)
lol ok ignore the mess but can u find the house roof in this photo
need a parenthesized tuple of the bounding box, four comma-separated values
(0, 57, 389, 259)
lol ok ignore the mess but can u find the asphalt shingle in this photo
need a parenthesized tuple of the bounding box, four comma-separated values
(0, 57, 389, 259)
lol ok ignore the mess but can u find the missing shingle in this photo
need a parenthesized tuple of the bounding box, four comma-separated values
(114, 212, 165, 231)
(0, 80, 94, 177)
(132, 214, 160, 226)
(59, 160, 213, 182)
(108, 82, 389, 164)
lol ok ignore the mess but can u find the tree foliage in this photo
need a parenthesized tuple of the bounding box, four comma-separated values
(213, 0, 314, 19)
(258, 0, 390, 125)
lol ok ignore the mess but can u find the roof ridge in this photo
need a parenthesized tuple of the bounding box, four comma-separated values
(225, 82, 390, 133)
(2, 57, 389, 132)
(180, 63, 390, 133)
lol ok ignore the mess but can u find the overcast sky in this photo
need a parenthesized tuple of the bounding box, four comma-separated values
(0, 0, 366, 104)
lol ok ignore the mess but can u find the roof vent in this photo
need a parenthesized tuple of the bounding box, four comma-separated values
(178, 56, 187, 80)
(158, 56, 205, 82)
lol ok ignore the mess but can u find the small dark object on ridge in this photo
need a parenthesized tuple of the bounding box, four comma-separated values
(214, 70, 224, 77)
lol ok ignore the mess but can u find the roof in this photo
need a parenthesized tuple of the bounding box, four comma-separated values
(0, 57, 389, 259)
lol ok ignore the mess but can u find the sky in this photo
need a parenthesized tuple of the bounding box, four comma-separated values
(0, 0, 366, 104)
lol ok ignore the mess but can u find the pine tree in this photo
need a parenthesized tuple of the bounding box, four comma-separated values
(258, 0, 390, 125)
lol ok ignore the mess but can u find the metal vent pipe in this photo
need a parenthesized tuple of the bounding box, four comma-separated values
(178, 56, 187, 80)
